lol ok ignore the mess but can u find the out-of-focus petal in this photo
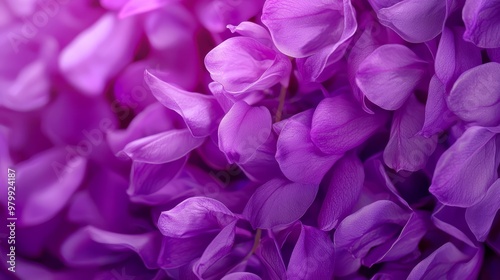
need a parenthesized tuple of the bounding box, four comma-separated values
(221, 272, 262, 280)
(16, 148, 86, 227)
(119, 0, 172, 18)
(429, 126, 498, 207)
(355, 44, 427, 110)
(60, 226, 161, 269)
(59, 13, 140, 95)
(243, 178, 318, 229)
(447, 62, 500, 127)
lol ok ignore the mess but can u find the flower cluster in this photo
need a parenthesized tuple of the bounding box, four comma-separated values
(1, 0, 500, 279)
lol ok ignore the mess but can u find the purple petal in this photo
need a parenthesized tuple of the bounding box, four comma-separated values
(311, 94, 388, 155)
(145, 70, 224, 137)
(384, 96, 438, 172)
(205, 37, 291, 94)
(465, 179, 500, 241)
(123, 129, 204, 164)
(218, 101, 272, 164)
(128, 157, 186, 200)
(318, 154, 365, 231)
(221, 272, 262, 280)
(407, 243, 482, 280)
(157, 197, 238, 238)
(463, 0, 500, 48)
(158, 234, 215, 269)
(16, 148, 86, 227)
(261, 0, 356, 58)
(334, 200, 410, 264)
(355, 44, 426, 110)
(60, 226, 161, 269)
(106, 103, 179, 156)
(287, 225, 335, 279)
(420, 75, 457, 137)
(435, 27, 482, 91)
(256, 237, 287, 280)
(194, 0, 265, 33)
(432, 205, 477, 247)
(194, 221, 237, 278)
(119, 0, 171, 18)
(447, 62, 500, 127)
(375, 0, 449, 43)
(276, 109, 341, 184)
(429, 126, 498, 207)
(243, 178, 318, 229)
(59, 13, 139, 95)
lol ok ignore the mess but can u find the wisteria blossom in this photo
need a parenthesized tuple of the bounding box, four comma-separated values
(1, 0, 500, 279)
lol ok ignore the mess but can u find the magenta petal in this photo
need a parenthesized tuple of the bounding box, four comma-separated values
(276, 109, 341, 185)
(376, 0, 448, 43)
(355, 44, 426, 110)
(194, 221, 237, 278)
(145, 70, 224, 137)
(287, 225, 335, 279)
(262, 0, 356, 58)
(59, 13, 139, 96)
(218, 101, 272, 164)
(16, 148, 86, 227)
(60, 226, 161, 269)
(157, 197, 237, 238)
(429, 126, 498, 207)
(243, 178, 318, 229)
(195, 1, 264, 33)
(384, 96, 438, 172)
(318, 154, 364, 231)
(465, 179, 500, 241)
(205, 36, 291, 94)
(158, 234, 214, 269)
(463, 0, 500, 48)
(311, 94, 388, 155)
(123, 129, 204, 164)
(447, 62, 500, 127)
(119, 0, 171, 18)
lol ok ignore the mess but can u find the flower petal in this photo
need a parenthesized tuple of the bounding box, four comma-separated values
(384, 95, 438, 172)
(447, 62, 500, 127)
(145, 70, 224, 137)
(318, 154, 364, 231)
(243, 178, 318, 229)
(463, 0, 500, 48)
(157, 197, 237, 238)
(123, 129, 204, 164)
(429, 126, 498, 207)
(355, 44, 426, 110)
(311, 94, 388, 154)
(465, 179, 500, 241)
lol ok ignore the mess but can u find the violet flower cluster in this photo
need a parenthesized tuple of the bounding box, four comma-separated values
(1, 0, 500, 279)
